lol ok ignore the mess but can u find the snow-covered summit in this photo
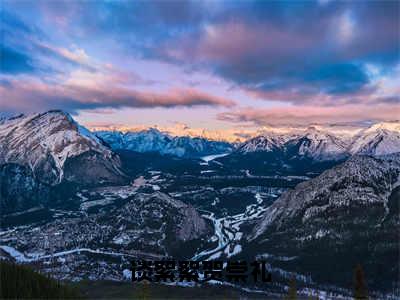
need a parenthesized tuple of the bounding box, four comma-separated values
(234, 121, 400, 160)
(364, 121, 400, 133)
(96, 128, 233, 158)
(349, 121, 400, 156)
(289, 127, 350, 161)
(236, 134, 287, 153)
(97, 128, 171, 154)
(0, 110, 124, 185)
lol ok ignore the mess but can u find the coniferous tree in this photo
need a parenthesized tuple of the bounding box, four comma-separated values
(138, 280, 150, 300)
(285, 276, 297, 300)
(353, 264, 368, 300)
(0, 261, 81, 299)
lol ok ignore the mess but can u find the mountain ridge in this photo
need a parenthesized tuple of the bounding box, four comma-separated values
(0, 110, 127, 214)
(240, 153, 400, 291)
(234, 122, 400, 160)
(95, 128, 233, 158)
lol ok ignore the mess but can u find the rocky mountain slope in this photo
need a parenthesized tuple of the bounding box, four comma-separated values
(243, 154, 400, 291)
(0, 111, 127, 214)
(95, 129, 233, 158)
(0, 110, 125, 185)
(349, 122, 400, 156)
(235, 134, 287, 153)
(284, 127, 350, 161)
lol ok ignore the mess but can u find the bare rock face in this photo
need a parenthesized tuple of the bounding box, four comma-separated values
(236, 135, 286, 153)
(244, 154, 400, 291)
(0, 110, 127, 213)
(0, 110, 126, 186)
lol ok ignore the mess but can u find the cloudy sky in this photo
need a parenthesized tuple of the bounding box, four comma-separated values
(1, 0, 399, 131)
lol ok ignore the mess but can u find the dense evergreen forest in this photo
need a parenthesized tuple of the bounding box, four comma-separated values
(0, 261, 82, 299)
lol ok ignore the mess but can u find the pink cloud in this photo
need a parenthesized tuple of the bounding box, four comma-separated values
(218, 104, 400, 126)
(0, 78, 235, 113)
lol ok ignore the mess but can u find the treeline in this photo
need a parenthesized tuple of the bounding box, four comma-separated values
(0, 261, 82, 299)
(284, 264, 369, 300)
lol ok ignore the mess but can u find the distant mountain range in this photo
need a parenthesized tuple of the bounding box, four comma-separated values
(96, 121, 400, 162)
(235, 122, 400, 160)
(95, 129, 233, 158)
(213, 122, 400, 176)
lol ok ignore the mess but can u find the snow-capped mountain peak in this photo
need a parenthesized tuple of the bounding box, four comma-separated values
(364, 121, 400, 133)
(0, 110, 124, 185)
(236, 135, 286, 153)
(293, 128, 350, 160)
(233, 121, 400, 160)
(95, 128, 233, 158)
(349, 122, 400, 156)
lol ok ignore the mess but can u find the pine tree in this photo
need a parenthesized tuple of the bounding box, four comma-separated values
(138, 280, 150, 300)
(285, 276, 297, 300)
(353, 264, 368, 300)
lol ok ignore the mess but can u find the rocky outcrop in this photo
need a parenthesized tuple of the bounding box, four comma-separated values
(244, 154, 400, 291)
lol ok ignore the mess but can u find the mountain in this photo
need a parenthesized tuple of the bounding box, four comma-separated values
(101, 191, 211, 257)
(284, 127, 350, 161)
(235, 134, 287, 153)
(218, 128, 350, 176)
(349, 122, 400, 156)
(0, 110, 127, 214)
(95, 129, 233, 158)
(96, 128, 170, 155)
(217, 122, 399, 176)
(96, 121, 399, 163)
(234, 127, 350, 162)
(234, 122, 399, 160)
(243, 154, 400, 291)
